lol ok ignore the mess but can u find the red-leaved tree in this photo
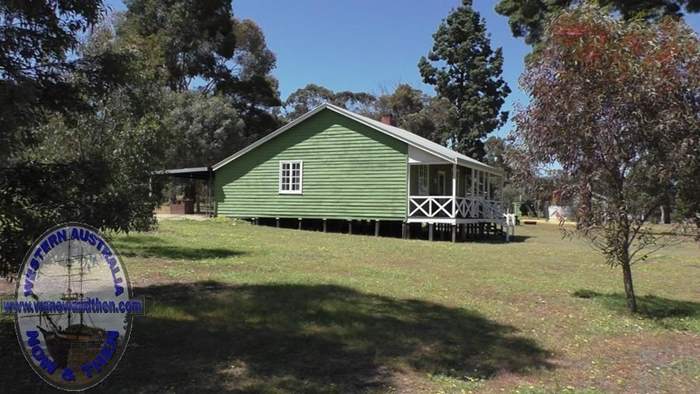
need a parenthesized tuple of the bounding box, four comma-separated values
(510, 6, 700, 312)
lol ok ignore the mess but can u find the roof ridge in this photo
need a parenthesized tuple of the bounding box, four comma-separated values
(212, 102, 500, 174)
(323, 103, 498, 172)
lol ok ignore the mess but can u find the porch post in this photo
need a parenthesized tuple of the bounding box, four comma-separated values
(471, 170, 476, 197)
(500, 174, 505, 215)
(487, 174, 492, 201)
(500, 174, 504, 199)
(375, 220, 380, 236)
(406, 163, 411, 220)
(207, 171, 213, 217)
(451, 163, 457, 219)
(429, 223, 434, 241)
(427, 165, 430, 195)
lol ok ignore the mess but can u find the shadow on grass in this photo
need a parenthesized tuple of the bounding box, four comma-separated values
(572, 290, 700, 320)
(467, 235, 531, 244)
(118, 245, 245, 260)
(118, 282, 553, 392)
(113, 235, 245, 261)
(111, 234, 164, 245)
(0, 283, 554, 392)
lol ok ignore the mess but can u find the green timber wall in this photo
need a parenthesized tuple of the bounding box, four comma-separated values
(215, 109, 408, 220)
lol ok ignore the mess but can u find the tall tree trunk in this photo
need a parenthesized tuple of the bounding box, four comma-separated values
(577, 180, 592, 230)
(621, 260, 637, 313)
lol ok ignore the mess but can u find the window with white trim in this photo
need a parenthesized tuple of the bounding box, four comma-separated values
(279, 160, 303, 194)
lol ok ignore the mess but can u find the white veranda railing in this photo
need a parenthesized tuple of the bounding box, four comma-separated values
(408, 196, 504, 219)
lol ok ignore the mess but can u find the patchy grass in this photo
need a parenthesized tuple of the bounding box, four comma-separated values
(1, 218, 698, 393)
(572, 290, 700, 331)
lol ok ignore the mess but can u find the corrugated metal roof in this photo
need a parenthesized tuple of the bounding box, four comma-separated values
(327, 104, 500, 174)
(157, 167, 210, 174)
(212, 103, 501, 175)
(154, 167, 211, 179)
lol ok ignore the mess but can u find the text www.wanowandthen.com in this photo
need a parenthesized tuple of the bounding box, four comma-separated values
(2, 298, 144, 314)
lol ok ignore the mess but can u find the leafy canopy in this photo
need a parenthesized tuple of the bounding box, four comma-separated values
(121, 0, 237, 91)
(0, 0, 105, 161)
(162, 91, 245, 168)
(374, 84, 452, 144)
(495, 0, 700, 45)
(283, 84, 376, 120)
(0, 1, 171, 277)
(120, 1, 279, 100)
(511, 6, 700, 311)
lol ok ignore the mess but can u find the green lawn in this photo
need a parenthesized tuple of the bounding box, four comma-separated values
(2, 218, 699, 393)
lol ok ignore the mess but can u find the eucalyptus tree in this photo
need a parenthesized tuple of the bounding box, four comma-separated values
(283, 84, 377, 119)
(495, 0, 700, 46)
(0, 0, 104, 163)
(511, 6, 700, 312)
(121, 0, 282, 139)
(0, 0, 160, 277)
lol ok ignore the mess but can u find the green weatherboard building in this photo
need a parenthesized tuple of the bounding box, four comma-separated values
(174, 103, 508, 240)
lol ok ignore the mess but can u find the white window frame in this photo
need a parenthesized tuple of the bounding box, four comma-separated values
(278, 160, 303, 194)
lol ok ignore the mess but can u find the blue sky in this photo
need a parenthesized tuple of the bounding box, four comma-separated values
(106, 0, 700, 136)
